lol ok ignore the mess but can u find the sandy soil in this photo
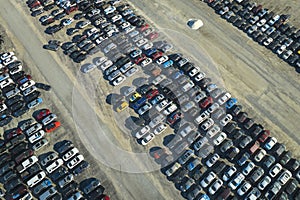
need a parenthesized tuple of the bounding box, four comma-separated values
(0, 0, 300, 199)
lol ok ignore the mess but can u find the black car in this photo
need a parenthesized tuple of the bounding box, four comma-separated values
(51, 167, 68, 181)
(2, 84, 16, 94)
(10, 101, 25, 112)
(43, 44, 59, 51)
(20, 163, 41, 181)
(61, 181, 78, 197)
(35, 83, 51, 91)
(74, 53, 87, 63)
(56, 140, 73, 154)
(43, 4, 55, 11)
(46, 24, 63, 34)
(70, 50, 82, 59)
(66, 28, 79, 36)
(10, 71, 25, 81)
(137, 84, 152, 95)
(12, 106, 29, 118)
(5, 178, 22, 191)
(24, 91, 41, 102)
(6, 95, 22, 107)
(74, 13, 86, 20)
(55, 12, 66, 20)
(72, 160, 90, 176)
(32, 9, 44, 17)
(10, 142, 29, 156)
(0, 115, 12, 127)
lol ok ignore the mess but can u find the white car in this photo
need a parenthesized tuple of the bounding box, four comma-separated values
(87, 27, 99, 37)
(223, 166, 237, 181)
(20, 80, 36, 91)
(124, 67, 138, 77)
(17, 155, 38, 173)
(201, 118, 214, 131)
(28, 130, 45, 143)
(3, 56, 17, 66)
(94, 57, 107, 67)
(220, 114, 233, 126)
(140, 58, 152, 67)
(200, 171, 217, 188)
(67, 154, 84, 169)
(155, 99, 171, 112)
(152, 74, 166, 85)
(268, 15, 280, 25)
(46, 158, 63, 174)
(138, 103, 152, 115)
(0, 103, 7, 112)
(263, 37, 273, 46)
(135, 125, 151, 139)
(25, 123, 42, 136)
(189, 67, 200, 77)
(194, 111, 210, 124)
(258, 176, 271, 191)
(269, 163, 282, 178)
(156, 55, 169, 65)
(276, 45, 287, 55)
(207, 103, 220, 113)
(0, 78, 13, 89)
(136, 38, 148, 47)
(264, 137, 277, 150)
(100, 60, 113, 71)
(228, 173, 245, 190)
(206, 153, 220, 167)
(242, 161, 255, 176)
(237, 181, 251, 196)
(153, 123, 167, 135)
(62, 147, 79, 161)
(206, 125, 220, 138)
(62, 18, 74, 26)
(27, 171, 46, 187)
(111, 14, 122, 22)
(121, 22, 131, 29)
(0, 51, 14, 61)
(254, 149, 266, 162)
(213, 132, 227, 146)
(82, 64, 96, 73)
(128, 30, 139, 38)
(162, 103, 177, 115)
(42, 113, 57, 126)
(218, 92, 231, 105)
(282, 50, 293, 60)
(141, 133, 155, 145)
(194, 72, 206, 82)
(112, 75, 126, 86)
(209, 179, 223, 195)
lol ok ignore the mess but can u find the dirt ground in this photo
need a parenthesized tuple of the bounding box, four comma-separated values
(0, 0, 300, 199)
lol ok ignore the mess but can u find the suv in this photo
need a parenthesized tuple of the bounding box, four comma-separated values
(83, 179, 101, 194)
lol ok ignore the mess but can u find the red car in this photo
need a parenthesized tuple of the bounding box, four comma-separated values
(199, 97, 213, 108)
(66, 5, 78, 14)
(140, 23, 149, 32)
(134, 54, 146, 64)
(5, 129, 22, 141)
(258, 130, 270, 143)
(44, 121, 61, 133)
(147, 32, 159, 40)
(151, 52, 163, 60)
(146, 89, 159, 99)
(167, 112, 182, 125)
(29, 0, 41, 8)
(36, 109, 51, 121)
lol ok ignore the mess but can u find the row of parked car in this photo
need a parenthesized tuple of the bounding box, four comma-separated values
(26, 0, 300, 199)
(0, 51, 48, 127)
(206, 0, 300, 69)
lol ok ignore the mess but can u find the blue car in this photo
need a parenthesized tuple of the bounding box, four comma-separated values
(237, 152, 250, 166)
(226, 98, 237, 109)
(162, 60, 173, 68)
(144, 48, 157, 57)
(171, 70, 184, 79)
(132, 97, 147, 110)
(198, 194, 210, 200)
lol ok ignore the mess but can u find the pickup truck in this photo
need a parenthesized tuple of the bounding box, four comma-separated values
(16, 155, 38, 173)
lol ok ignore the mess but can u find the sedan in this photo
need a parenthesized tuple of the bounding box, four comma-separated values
(138, 103, 152, 115)
(141, 133, 155, 145)
(206, 153, 220, 167)
(111, 75, 126, 86)
(209, 179, 223, 195)
(153, 123, 167, 135)
(27, 97, 43, 109)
